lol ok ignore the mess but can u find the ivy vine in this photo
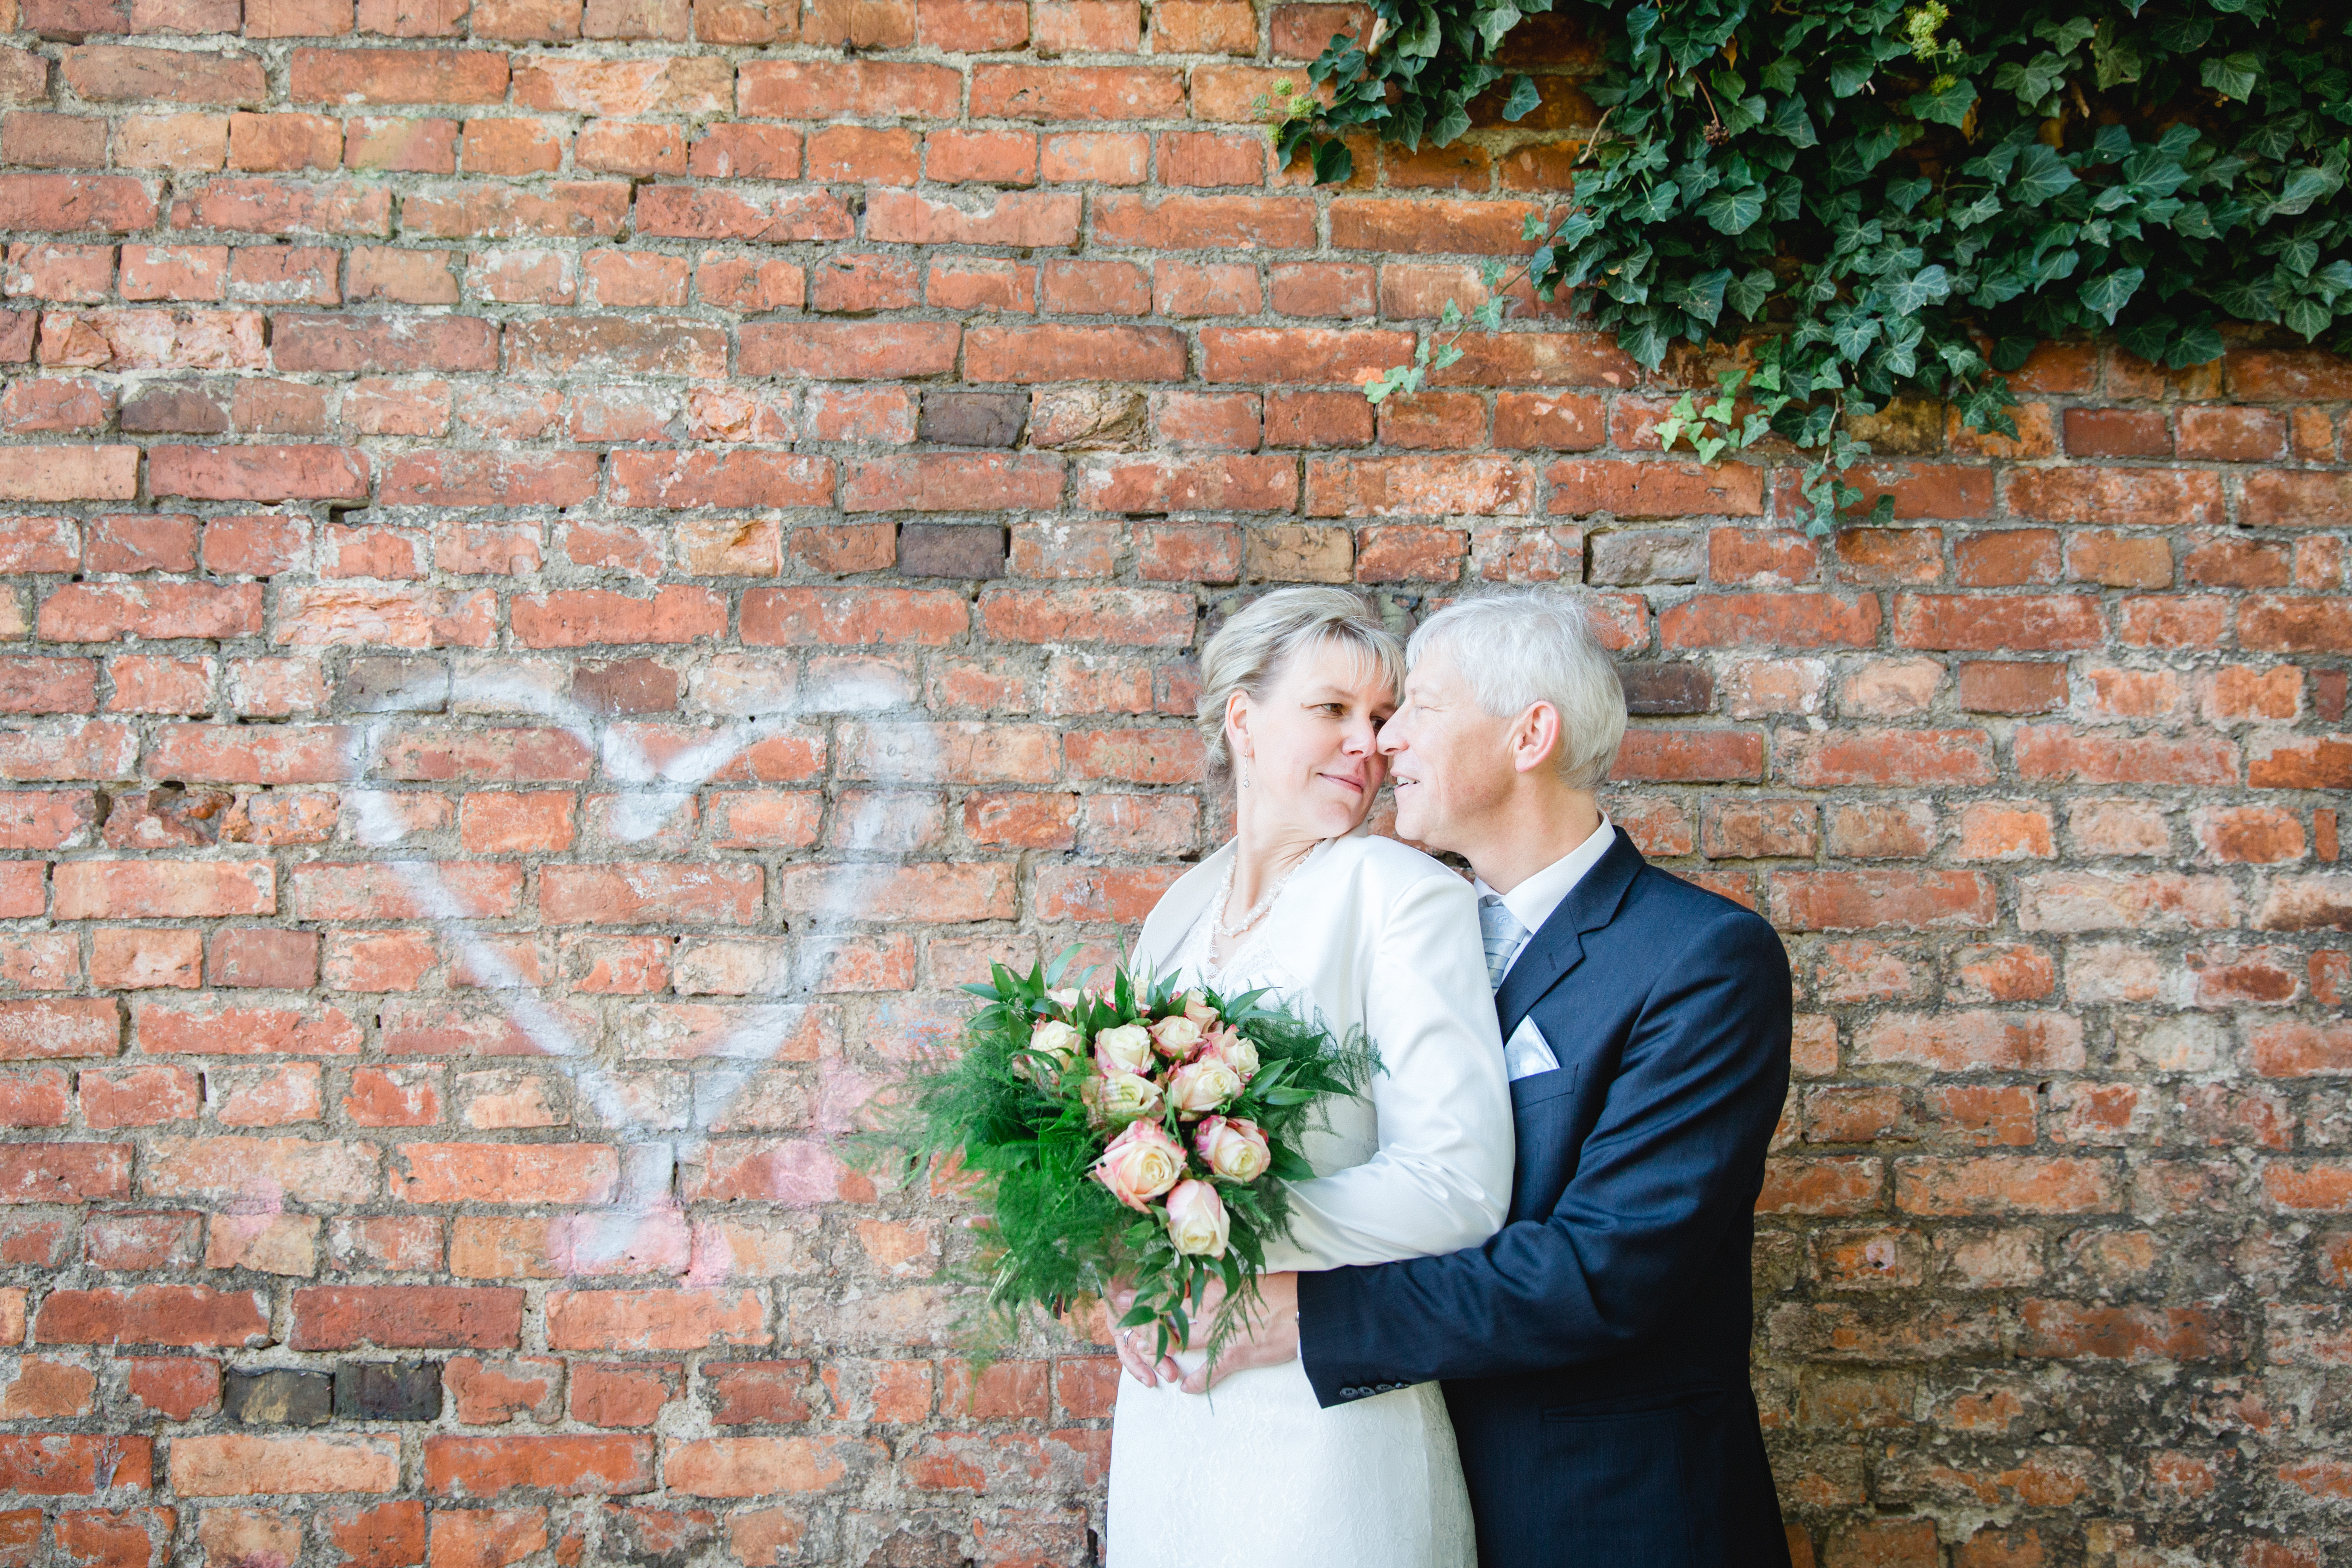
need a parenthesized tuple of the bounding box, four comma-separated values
(1275, 0, 2352, 533)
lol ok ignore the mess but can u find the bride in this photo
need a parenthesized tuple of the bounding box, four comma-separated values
(1103, 587, 1515, 1568)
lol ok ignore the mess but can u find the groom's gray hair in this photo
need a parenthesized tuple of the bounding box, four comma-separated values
(1408, 589, 1627, 791)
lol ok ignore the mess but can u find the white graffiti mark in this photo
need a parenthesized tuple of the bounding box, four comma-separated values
(320, 659, 938, 1279)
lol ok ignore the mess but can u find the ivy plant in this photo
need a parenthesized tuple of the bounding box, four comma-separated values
(1278, 0, 2352, 532)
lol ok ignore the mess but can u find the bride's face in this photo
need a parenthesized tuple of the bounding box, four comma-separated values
(1227, 641, 1397, 839)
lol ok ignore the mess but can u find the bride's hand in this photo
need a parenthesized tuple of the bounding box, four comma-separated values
(1178, 1272, 1301, 1395)
(1105, 1280, 1182, 1388)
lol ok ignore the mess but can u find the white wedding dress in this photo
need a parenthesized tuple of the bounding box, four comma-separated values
(1104, 832, 1515, 1568)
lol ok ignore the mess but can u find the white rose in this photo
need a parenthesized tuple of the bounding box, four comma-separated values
(1166, 1058, 1242, 1116)
(1207, 1028, 1258, 1084)
(1093, 1023, 1154, 1077)
(1193, 1116, 1271, 1183)
(1029, 1018, 1082, 1069)
(1148, 1013, 1204, 1060)
(1096, 1071, 1164, 1121)
(1162, 1179, 1230, 1258)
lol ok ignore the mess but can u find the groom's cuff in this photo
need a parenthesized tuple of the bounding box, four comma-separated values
(1296, 1267, 1382, 1409)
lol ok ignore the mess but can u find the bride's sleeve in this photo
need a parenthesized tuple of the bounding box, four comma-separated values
(1258, 868, 1515, 1273)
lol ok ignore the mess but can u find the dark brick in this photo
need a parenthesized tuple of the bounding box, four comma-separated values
(120, 384, 229, 436)
(898, 524, 1008, 580)
(224, 1368, 333, 1427)
(337, 657, 450, 714)
(335, 1360, 444, 1422)
(572, 658, 680, 717)
(918, 390, 1028, 449)
(1620, 663, 1716, 716)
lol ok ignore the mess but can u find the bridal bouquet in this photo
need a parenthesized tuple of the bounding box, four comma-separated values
(887, 951, 1376, 1365)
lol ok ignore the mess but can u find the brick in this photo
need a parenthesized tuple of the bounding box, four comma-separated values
(169, 1433, 398, 1495)
(291, 1286, 524, 1349)
(36, 1285, 268, 1347)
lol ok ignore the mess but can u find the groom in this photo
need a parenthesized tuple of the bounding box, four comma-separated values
(1120, 588, 1796, 1567)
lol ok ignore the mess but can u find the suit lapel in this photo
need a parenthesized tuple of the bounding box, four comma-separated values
(1494, 828, 1645, 1040)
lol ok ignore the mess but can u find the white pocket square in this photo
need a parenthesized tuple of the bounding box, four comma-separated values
(1503, 1016, 1560, 1082)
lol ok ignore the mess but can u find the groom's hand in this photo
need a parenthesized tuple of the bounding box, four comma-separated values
(1179, 1272, 1300, 1394)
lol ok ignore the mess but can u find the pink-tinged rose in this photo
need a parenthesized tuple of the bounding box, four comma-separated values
(1163, 1179, 1230, 1258)
(1180, 990, 1220, 1028)
(1148, 1012, 1205, 1061)
(1093, 1022, 1153, 1076)
(1204, 1026, 1258, 1084)
(1194, 1116, 1271, 1183)
(1047, 986, 1082, 1010)
(1166, 1057, 1242, 1117)
(1096, 1071, 1163, 1122)
(1095, 1118, 1186, 1212)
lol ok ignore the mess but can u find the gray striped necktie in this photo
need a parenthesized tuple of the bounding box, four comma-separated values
(1478, 895, 1528, 992)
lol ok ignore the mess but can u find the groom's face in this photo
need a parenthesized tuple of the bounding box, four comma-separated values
(1377, 650, 1513, 852)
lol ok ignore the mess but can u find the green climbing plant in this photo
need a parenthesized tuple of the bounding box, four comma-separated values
(1273, 0, 2352, 533)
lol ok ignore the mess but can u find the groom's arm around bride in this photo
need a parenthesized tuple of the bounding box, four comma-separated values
(1160, 590, 1796, 1568)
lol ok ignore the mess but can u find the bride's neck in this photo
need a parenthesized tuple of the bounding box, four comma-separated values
(1227, 807, 1324, 916)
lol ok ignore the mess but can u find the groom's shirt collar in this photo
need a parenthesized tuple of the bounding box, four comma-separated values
(1471, 814, 1615, 977)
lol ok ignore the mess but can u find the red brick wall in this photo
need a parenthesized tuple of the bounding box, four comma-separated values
(0, 0, 2348, 1561)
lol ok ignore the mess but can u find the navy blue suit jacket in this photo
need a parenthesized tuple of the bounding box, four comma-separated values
(1297, 829, 1793, 1568)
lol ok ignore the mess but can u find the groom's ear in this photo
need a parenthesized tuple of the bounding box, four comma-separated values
(1511, 702, 1564, 775)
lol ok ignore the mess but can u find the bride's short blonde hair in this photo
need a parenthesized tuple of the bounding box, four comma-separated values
(1196, 587, 1404, 779)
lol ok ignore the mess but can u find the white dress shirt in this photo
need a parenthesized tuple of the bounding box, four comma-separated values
(1471, 813, 1615, 980)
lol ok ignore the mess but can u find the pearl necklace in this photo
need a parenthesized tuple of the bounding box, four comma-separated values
(1213, 845, 1313, 940)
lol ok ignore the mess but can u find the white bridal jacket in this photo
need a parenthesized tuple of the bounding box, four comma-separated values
(1103, 830, 1514, 1568)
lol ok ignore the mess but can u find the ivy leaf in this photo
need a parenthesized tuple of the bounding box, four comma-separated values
(1884, 264, 1954, 313)
(1829, 311, 1882, 360)
(2078, 266, 2145, 323)
(1725, 267, 1774, 319)
(2011, 144, 2081, 205)
(1396, 4, 1441, 58)
(1634, 182, 1679, 222)
(2268, 166, 2340, 219)
(2149, 14, 2213, 52)
(1432, 103, 1472, 145)
(2115, 315, 2174, 364)
(2281, 294, 2331, 339)
(1663, 267, 1731, 324)
(1477, 3, 1522, 52)
(1615, 315, 1671, 369)
(1696, 183, 1766, 234)
(1311, 137, 1354, 185)
(1952, 192, 2002, 228)
(2210, 273, 2279, 320)
(1502, 73, 1542, 121)
(2168, 321, 2226, 365)
(1767, 94, 1818, 146)
(1694, 433, 1728, 463)
(2201, 52, 2260, 101)
(1910, 76, 1977, 126)
(1827, 49, 1878, 96)
(2092, 23, 2144, 87)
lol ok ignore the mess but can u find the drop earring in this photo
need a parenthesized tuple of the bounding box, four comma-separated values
(1240, 756, 1252, 789)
